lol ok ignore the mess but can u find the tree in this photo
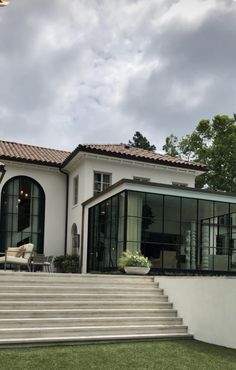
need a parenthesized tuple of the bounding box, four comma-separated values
(162, 134, 179, 157)
(128, 131, 156, 152)
(162, 115, 236, 192)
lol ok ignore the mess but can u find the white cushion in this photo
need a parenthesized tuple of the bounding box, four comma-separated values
(0, 256, 29, 265)
(22, 243, 34, 259)
(6, 248, 19, 257)
(0, 257, 5, 263)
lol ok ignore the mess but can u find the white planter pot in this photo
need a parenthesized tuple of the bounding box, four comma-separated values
(124, 266, 150, 275)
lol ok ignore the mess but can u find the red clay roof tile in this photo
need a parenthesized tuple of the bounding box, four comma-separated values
(0, 140, 206, 171)
(63, 143, 206, 171)
(0, 140, 70, 167)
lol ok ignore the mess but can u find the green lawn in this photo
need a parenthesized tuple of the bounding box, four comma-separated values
(0, 340, 235, 370)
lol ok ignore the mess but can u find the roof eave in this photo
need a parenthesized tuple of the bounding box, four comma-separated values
(61, 145, 207, 172)
(0, 156, 61, 168)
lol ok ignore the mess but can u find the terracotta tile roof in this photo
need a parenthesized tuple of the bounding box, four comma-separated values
(0, 140, 70, 167)
(0, 140, 206, 171)
(62, 144, 207, 171)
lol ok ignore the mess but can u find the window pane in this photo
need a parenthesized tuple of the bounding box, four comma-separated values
(164, 196, 181, 236)
(128, 192, 144, 216)
(94, 172, 111, 195)
(103, 183, 110, 191)
(73, 176, 78, 205)
(103, 174, 110, 184)
(145, 194, 163, 234)
(181, 198, 198, 270)
(0, 177, 45, 254)
(94, 173, 101, 182)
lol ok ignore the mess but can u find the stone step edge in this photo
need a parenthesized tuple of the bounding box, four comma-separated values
(0, 324, 188, 332)
(0, 293, 166, 297)
(0, 300, 170, 304)
(0, 284, 157, 289)
(0, 284, 160, 288)
(0, 272, 154, 278)
(0, 333, 194, 348)
(0, 276, 155, 282)
(0, 308, 177, 312)
(0, 316, 181, 322)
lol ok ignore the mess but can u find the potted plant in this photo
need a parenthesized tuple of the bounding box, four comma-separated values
(118, 250, 151, 275)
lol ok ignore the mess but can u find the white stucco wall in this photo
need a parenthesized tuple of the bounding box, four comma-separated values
(66, 154, 200, 255)
(156, 276, 236, 349)
(0, 161, 66, 256)
(66, 160, 88, 254)
(77, 155, 197, 198)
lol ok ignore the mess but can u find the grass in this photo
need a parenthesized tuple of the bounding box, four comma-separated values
(0, 340, 235, 370)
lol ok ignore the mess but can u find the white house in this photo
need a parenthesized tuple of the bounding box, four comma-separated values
(0, 140, 236, 274)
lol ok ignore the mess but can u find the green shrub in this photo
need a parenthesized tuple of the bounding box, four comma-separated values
(54, 255, 80, 273)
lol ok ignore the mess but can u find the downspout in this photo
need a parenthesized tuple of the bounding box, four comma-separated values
(59, 168, 69, 256)
(80, 204, 85, 273)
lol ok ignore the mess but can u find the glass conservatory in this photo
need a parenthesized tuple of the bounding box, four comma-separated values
(87, 188, 236, 274)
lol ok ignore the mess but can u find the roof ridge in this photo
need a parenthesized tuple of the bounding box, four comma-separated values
(61, 142, 206, 170)
(81, 143, 123, 147)
(0, 140, 71, 154)
(83, 144, 199, 163)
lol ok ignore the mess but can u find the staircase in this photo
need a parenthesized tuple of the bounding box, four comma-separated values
(0, 272, 193, 347)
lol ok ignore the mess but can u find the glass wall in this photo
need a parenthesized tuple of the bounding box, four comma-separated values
(87, 189, 236, 273)
(87, 192, 125, 271)
(0, 176, 45, 253)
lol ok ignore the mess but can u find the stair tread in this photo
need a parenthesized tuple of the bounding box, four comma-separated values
(0, 324, 187, 333)
(0, 273, 191, 346)
(0, 316, 180, 321)
(0, 333, 193, 343)
(0, 308, 177, 312)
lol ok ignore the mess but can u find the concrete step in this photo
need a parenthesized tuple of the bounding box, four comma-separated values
(0, 308, 178, 319)
(0, 281, 157, 289)
(0, 301, 173, 309)
(0, 324, 189, 339)
(0, 333, 193, 347)
(0, 316, 183, 328)
(0, 293, 168, 302)
(0, 273, 155, 284)
(0, 286, 162, 294)
(0, 273, 192, 347)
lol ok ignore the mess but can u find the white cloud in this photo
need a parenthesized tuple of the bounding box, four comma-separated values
(0, 0, 235, 151)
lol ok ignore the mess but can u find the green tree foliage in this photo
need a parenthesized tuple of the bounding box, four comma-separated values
(162, 115, 236, 192)
(128, 131, 156, 152)
(162, 133, 179, 157)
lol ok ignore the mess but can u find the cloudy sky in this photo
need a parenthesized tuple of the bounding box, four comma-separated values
(0, 0, 235, 152)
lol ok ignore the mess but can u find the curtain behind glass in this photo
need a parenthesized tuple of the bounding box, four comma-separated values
(127, 192, 143, 253)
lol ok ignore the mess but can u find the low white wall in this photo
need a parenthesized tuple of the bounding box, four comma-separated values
(156, 276, 236, 349)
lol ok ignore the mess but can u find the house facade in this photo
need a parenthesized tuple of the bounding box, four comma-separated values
(0, 140, 235, 274)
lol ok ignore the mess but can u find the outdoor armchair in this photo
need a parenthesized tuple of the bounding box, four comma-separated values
(0, 243, 34, 271)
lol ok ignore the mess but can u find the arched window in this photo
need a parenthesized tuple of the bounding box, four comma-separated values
(0, 176, 45, 253)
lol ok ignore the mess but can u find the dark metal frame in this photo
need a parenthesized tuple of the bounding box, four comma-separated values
(87, 188, 236, 275)
(0, 176, 45, 254)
